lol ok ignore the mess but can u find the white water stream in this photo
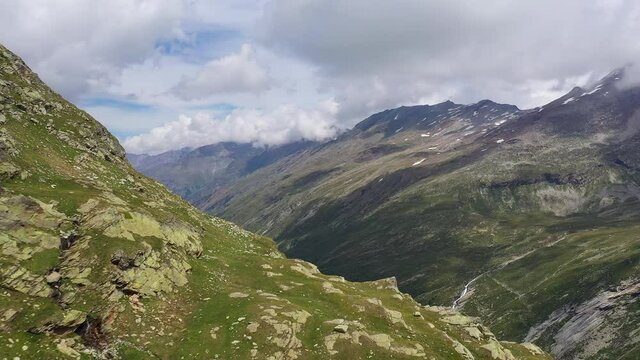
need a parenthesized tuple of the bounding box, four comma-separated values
(451, 274, 483, 309)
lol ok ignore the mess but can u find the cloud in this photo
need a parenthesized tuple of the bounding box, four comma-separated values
(171, 44, 270, 99)
(260, 0, 640, 119)
(123, 100, 340, 154)
(0, 0, 185, 99)
(4, 0, 640, 153)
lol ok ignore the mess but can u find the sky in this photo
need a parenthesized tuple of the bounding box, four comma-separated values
(1, 0, 639, 154)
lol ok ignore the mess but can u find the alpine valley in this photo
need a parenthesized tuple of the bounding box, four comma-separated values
(133, 71, 640, 359)
(0, 43, 556, 359)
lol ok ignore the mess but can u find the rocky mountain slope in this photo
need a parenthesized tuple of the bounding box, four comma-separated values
(0, 45, 551, 359)
(127, 140, 316, 203)
(182, 72, 640, 359)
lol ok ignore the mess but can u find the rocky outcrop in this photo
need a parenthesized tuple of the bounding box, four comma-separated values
(111, 245, 192, 295)
(1, 265, 53, 297)
(83, 205, 202, 255)
(526, 278, 640, 359)
(323, 319, 426, 357)
(427, 306, 534, 360)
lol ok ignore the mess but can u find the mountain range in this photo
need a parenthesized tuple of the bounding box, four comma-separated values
(132, 70, 640, 359)
(0, 43, 553, 359)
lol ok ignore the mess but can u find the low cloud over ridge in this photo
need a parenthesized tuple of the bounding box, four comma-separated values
(123, 100, 340, 154)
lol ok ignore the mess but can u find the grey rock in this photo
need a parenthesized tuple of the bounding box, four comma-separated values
(333, 324, 348, 333)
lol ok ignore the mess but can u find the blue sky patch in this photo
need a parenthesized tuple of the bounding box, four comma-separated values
(187, 102, 237, 116)
(80, 97, 154, 112)
(156, 27, 245, 64)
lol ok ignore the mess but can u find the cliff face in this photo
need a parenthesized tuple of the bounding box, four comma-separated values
(0, 45, 549, 359)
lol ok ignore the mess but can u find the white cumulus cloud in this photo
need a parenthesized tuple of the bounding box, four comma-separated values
(171, 44, 271, 99)
(123, 100, 340, 154)
(0, 0, 185, 99)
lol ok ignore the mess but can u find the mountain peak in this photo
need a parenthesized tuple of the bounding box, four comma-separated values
(352, 98, 519, 136)
(471, 99, 519, 112)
